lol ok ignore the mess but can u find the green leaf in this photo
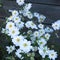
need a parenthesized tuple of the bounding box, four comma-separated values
(30, 57, 34, 60)
(6, 56, 15, 60)
(44, 57, 50, 60)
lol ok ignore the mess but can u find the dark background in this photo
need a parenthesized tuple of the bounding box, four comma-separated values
(0, 0, 60, 60)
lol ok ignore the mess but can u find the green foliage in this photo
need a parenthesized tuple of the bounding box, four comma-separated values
(0, 0, 2, 7)
(6, 56, 15, 60)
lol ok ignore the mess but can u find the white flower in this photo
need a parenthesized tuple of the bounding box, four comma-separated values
(16, 0, 24, 6)
(45, 27, 53, 33)
(52, 20, 60, 30)
(6, 45, 15, 54)
(38, 24, 44, 29)
(34, 12, 40, 18)
(25, 21, 37, 29)
(19, 10, 23, 14)
(48, 50, 57, 60)
(45, 33, 50, 40)
(27, 12, 33, 19)
(20, 39, 32, 53)
(38, 38, 47, 47)
(1, 28, 6, 33)
(30, 36, 36, 43)
(56, 20, 60, 25)
(8, 15, 14, 21)
(39, 29, 45, 36)
(15, 49, 22, 58)
(38, 46, 49, 58)
(38, 15, 46, 22)
(16, 21, 24, 29)
(15, 52, 22, 58)
(6, 22, 15, 30)
(22, 11, 27, 17)
(14, 16, 21, 23)
(29, 21, 37, 29)
(12, 35, 24, 46)
(12, 10, 19, 16)
(8, 27, 19, 38)
(4, 29, 9, 34)
(33, 31, 39, 37)
(25, 21, 31, 28)
(24, 3, 32, 11)
(23, 11, 33, 19)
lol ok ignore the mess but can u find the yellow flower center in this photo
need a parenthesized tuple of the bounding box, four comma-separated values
(12, 30, 15, 34)
(40, 18, 43, 21)
(55, 25, 58, 27)
(23, 43, 28, 47)
(16, 38, 20, 42)
(16, 18, 18, 20)
(31, 23, 34, 26)
(40, 42, 43, 45)
(36, 33, 38, 35)
(10, 47, 12, 50)
(14, 12, 16, 14)
(46, 35, 49, 37)
(51, 54, 54, 56)
(40, 31, 43, 33)
(9, 24, 12, 28)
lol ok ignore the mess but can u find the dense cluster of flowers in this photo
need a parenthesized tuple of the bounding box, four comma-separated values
(1, 0, 60, 60)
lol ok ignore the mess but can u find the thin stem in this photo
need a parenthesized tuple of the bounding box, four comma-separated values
(55, 33, 59, 38)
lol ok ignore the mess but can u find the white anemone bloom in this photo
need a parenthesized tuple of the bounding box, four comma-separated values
(8, 15, 14, 21)
(52, 21, 60, 30)
(48, 50, 57, 60)
(23, 11, 33, 19)
(29, 21, 37, 29)
(38, 46, 49, 58)
(25, 21, 31, 28)
(38, 15, 46, 22)
(34, 12, 40, 18)
(8, 27, 19, 38)
(6, 22, 15, 30)
(33, 31, 39, 37)
(45, 33, 50, 40)
(15, 49, 22, 58)
(25, 21, 37, 29)
(12, 10, 19, 16)
(16, 21, 24, 29)
(14, 16, 21, 23)
(24, 3, 32, 11)
(38, 38, 47, 47)
(20, 39, 32, 53)
(16, 0, 24, 6)
(27, 12, 33, 19)
(39, 29, 45, 36)
(38, 24, 44, 29)
(6, 45, 15, 54)
(12, 35, 24, 46)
